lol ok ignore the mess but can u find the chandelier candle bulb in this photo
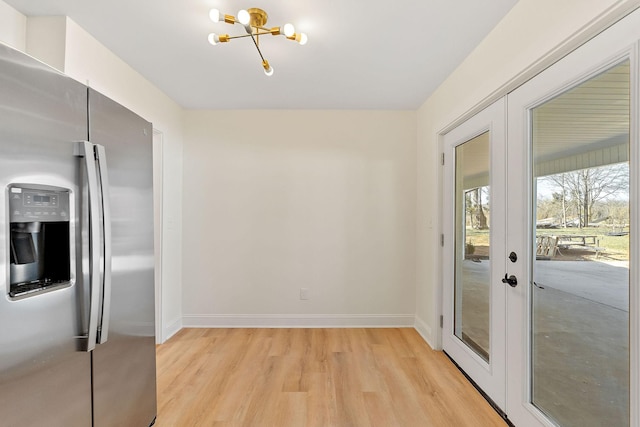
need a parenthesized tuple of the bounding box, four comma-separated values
(262, 60, 274, 76)
(209, 9, 220, 22)
(209, 9, 235, 24)
(207, 33, 229, 45)
(283, 23, 295, 37)
(237, 9, 251, 25)
(295, 33, 308, 45)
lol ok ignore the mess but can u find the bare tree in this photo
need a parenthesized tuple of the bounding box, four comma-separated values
(540, 163, 629, 228)
(464, 187, 489, 230)
(473, 188, 488, 229)
(559, 173, 567, 227)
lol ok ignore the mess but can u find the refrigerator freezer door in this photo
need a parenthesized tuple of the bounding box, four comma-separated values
(88, 89, 157, 427)
(0, 45, 92, 426)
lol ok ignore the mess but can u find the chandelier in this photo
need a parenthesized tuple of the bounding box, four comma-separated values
(208, 8, 308, 76)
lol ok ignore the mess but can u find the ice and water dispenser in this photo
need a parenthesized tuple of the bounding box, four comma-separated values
(8, 185, 71, 298)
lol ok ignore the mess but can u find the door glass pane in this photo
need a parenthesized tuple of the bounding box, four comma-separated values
(531, 61, 630, 427)
(455, 132, 491, 362)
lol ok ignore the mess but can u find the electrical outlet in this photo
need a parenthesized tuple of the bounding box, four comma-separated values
(300, 288, 309, 300)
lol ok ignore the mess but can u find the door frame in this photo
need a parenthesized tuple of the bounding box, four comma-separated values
(153, 128, 164, 344)
(436, 5, 640, 426)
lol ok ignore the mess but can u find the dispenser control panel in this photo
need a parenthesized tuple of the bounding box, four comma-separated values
(7, 184, 72, 298)
(23, 192, 59, 207)
(9, 186, 70, 222)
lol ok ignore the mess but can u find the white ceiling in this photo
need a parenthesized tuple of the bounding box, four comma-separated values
(4, 0, 519, 110)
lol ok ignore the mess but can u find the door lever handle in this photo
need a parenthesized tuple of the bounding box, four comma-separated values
(502, 274, 518, 288)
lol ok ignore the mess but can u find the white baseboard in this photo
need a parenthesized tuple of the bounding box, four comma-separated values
(182, 314, 415, 328)
(414, 316, 435, 349)
(160, 317, 183, 343)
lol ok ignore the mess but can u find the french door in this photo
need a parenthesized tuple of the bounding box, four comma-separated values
(443, 7, 640, 427)
(442, 98, 508, 411)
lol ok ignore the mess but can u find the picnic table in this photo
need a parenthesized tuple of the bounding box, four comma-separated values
(556, 235, 599, 247)
(536, 234, 603, 259)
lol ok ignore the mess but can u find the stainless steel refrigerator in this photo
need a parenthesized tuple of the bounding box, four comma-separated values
(0, 43, 157, 426)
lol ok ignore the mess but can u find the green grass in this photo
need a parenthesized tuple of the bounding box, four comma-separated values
(537, 226, 629, 259)
(464, 229, 490, 247)
(465, 226, 629, 260)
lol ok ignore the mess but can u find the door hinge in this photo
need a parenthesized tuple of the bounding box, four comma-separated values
(440, 234, 444, 247)
(440, 315, 444, 328)
(441, 152, 445, 165)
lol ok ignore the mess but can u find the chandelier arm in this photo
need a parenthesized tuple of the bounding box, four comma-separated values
(257, 26, 277, 33)
(227, 34, 253, 41)
(226, 31, 273, 41)
(247, 30, 267, 63)
(256, 29, 276, 35)
(231, 21, 270, 32)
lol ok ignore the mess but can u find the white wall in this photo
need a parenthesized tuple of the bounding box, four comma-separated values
(415, 0, 640, 346)
(182, 110, 417, 327)
(26, 16, 66, 71)
(0, 6, 185, 342)
(0, 1, 25, 51)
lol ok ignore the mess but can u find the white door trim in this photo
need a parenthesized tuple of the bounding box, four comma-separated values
(630, 35, 640, 427)
(152, 129, 164, 344)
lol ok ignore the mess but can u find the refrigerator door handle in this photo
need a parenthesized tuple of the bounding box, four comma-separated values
(74, 141, 102, 352)
(95, 144, 112, 344)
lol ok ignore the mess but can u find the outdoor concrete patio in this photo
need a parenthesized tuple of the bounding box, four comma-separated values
(460, 259, 629, 427)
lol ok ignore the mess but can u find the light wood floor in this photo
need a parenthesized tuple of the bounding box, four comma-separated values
(156, 328, 507, 427)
